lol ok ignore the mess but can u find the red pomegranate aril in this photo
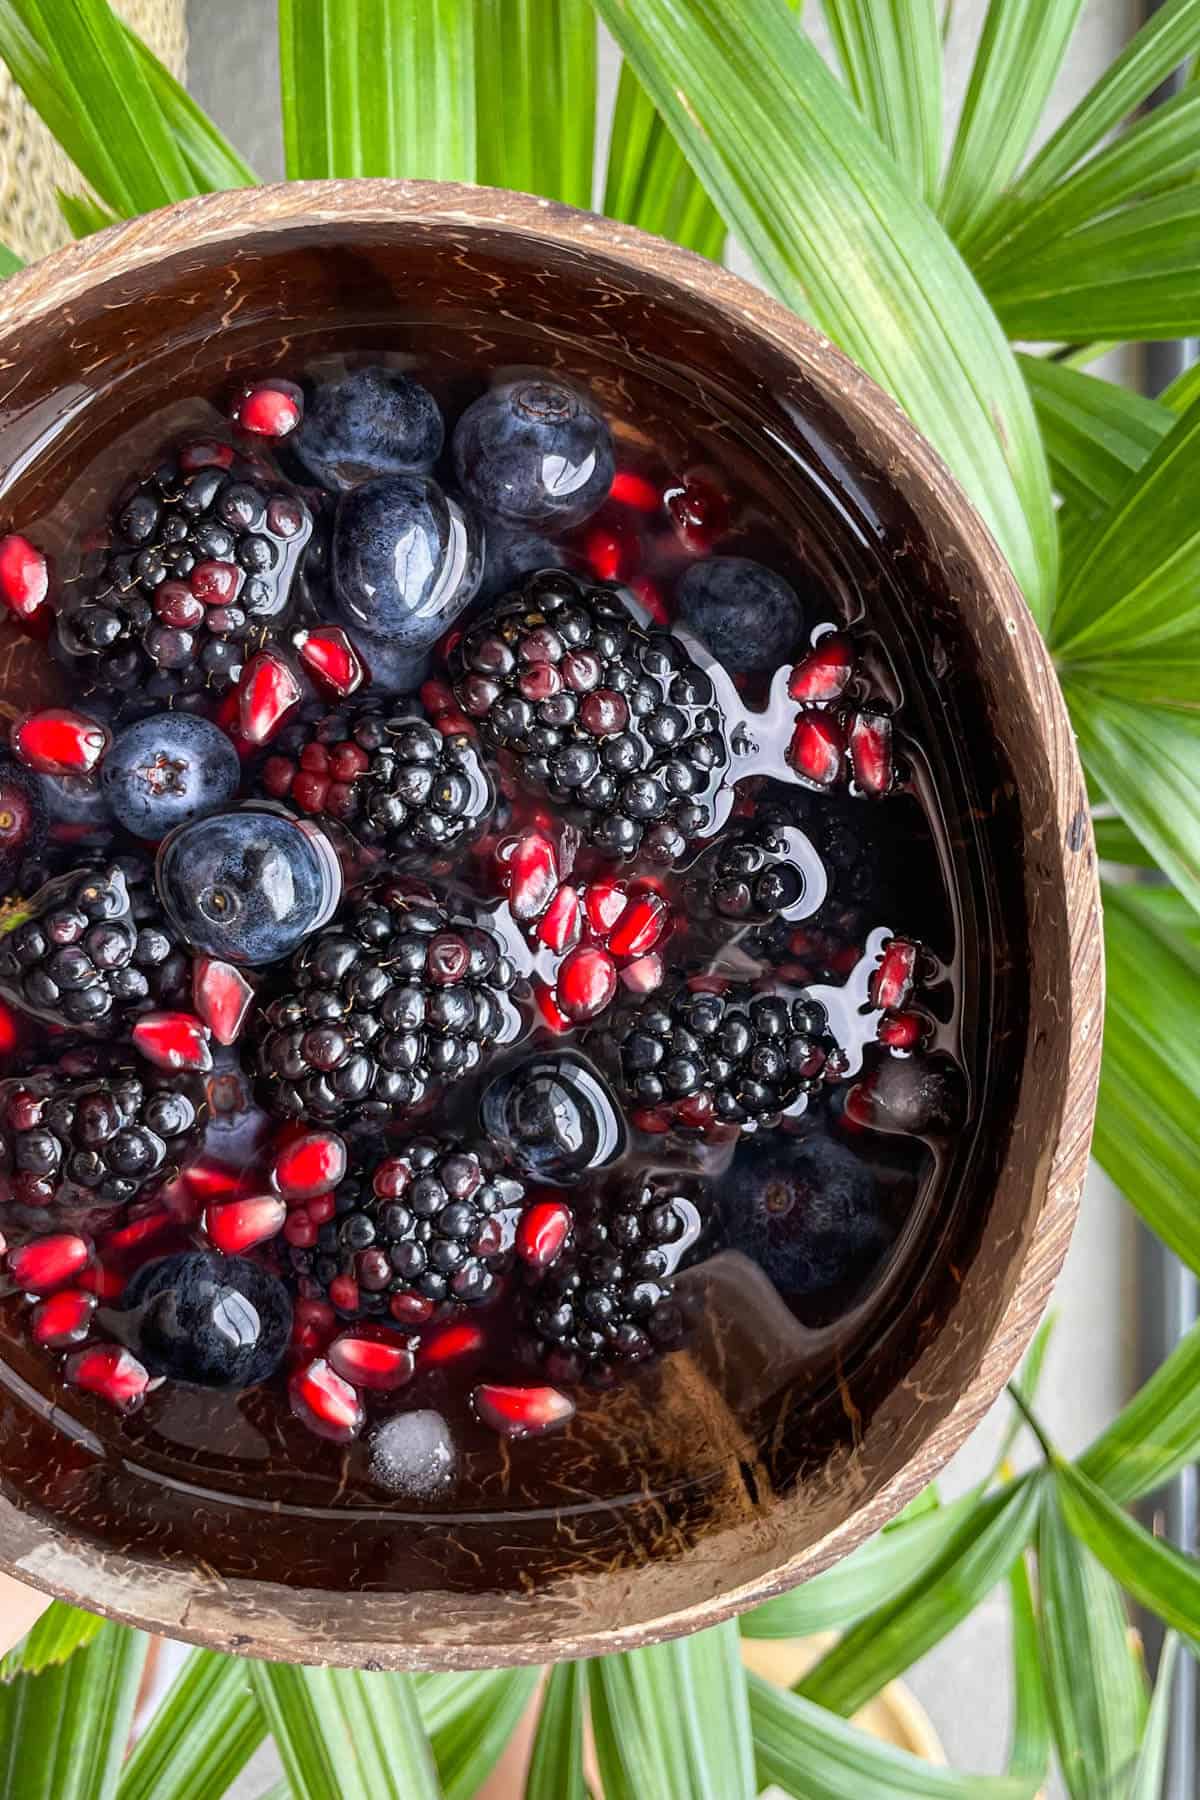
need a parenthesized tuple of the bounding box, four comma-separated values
(190, 559, 241, 604)
(231, 379, 303, 439)
(204, 1195, 286, 1254)
(849, 709, 895, 796)
(132, 1011, 213, 1073)
(537, 883, 582, 953)
(328, 1273, 360, 1313)
(473, 1382, 575, 1439)
(584, 878, 627, 936)
(106, 1210, 172, 1255)
(630, 575, 669, 626)
(508, 830, 559, 922)
(65, 1345, 150, 1413)
(422, 1320, 485, 1365)
(516, 1199, 572, 1270)
(182, 1154, 250, 1204)
(607, 891, 669, 959)
(289, 1358, 363, 1442)
(620, 951, 665, 995)
(879, 1009, 923, 1050)
(12, 708, 109, 776)
(665, 474, 729, 549)
(534, 979, 572, 1033)
(77, 1262, 125, 1301)
(434, 708, 476, 738)
(787, 633, 855, 704)
(272, 1129, 348, 1200)
(328, 1329, 415, 1391)
(556, 945, 618, 1022)
(579, 689, 629, 736)
(871, 938, 918, 1011)
(585, 525, 635, 583)
(610, 469, 660, 512)
(193, 956, 254, 1046)
(8, 1233, 90, 1292)
(788, 712, 844, 788)
(0, 1002, 20, 1057)
(32, 1287, 96, 1348)
(293, 625, 366, 697)
(0, 533, 50, 630)
(674, 1091, 716, 1129)
(632, 1105, 672, 1135)
(237, 648, 303, 746)
(420, 676, 456, 717)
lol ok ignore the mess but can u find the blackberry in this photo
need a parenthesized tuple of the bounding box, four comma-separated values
(0, 860, 188, 1035)
(259, 700, 493, 855)
(521, 1180, 702, 1381)
(289, 1138, 525, 1313)
(256, 876, 520, 1128)
(55, 441, 312, 711)
(450, 569, 730, 861)
(601, 977, 837, 1130)
(685, 819, 818, 928)
(0, 1061, 202, 1212)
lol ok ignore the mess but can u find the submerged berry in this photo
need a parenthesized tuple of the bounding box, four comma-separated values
(453, 377, 613, 529)
(473, 1382, 575, 1438)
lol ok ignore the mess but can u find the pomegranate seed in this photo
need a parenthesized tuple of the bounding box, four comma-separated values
(105, 1210, 172, 1255)
(508, 830, 559, 921)
(585, 525, 634, 583)
(788, 633, 855, 704)
(192, 956, 254, 1046)
(8, 1233, 89, 1292)
(293, 625, 365, 697)
(474, 1382, 575, 1438)
(328, 1328, 415, 1391)
(579, 690, 630, 736)
(390, 1290, 435, 1326)
(534, 979, 572, 1033)
(871, 939, 918, 1011)
(849, 710, 895, 797)
(608, 891, 669, 960)
(422, 1320, 484, 1365)
(0, 534, 50, 632)
(328, 1274, 359, 1312)
(237, 648, 303, 746)
(537, 883, 582, 953)
(182, 1155, 250, 1204)
(132, 1011, 213, 1073)
(31, 1288, 96, 1348)
(12, 709, 109, 776)
(516, 1198, 572, 1269)
(272, 1130, 348, 1200)
(231, 379, 303, 439)
(289, 1358, 363, 1442)
(307, 1193, 335, 1225)
(665, 474, 729, 549)
(179, 439, 234, 472)
(630, 575, 669, 626)
(65, 1345, 150, 1412)
(610, 469, 660, 512)
(584, 878, 627, 936)
(190, 559, 241, 605)
(788, 712, 844, 788)
(621, 951, 665, 994)
(879, 1009, 923, 1050)
(204, 1195, 286, 1253)
(420, 677, 456, 717)
(556, 945, 617, 1022)
(632, 1106, 672, 1134)
(433, 708, 475, 738)
(674, 1091, 716, 1129)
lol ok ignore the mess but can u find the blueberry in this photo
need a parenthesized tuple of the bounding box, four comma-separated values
(155, 807, 341, 965)
(342, 625, 432, 697)
(331, 474, 483, 650)
(676, 557, 803, 673)
(115, 1249, 291, 1389)
(717, 1131, 892, 1304)
(453, 377, 614, 529)
(292, 365, 444, 492)
(479, 1052, 625, 1184)
(102, 713, 240, 839)
(477, 519, 563, 602)
(36, 770, 112, 840)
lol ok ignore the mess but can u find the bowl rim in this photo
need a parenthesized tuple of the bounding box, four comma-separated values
(0, 177, 1103, 1667)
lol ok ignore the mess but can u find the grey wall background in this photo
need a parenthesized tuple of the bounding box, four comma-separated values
(182, 3, 1142, 1789)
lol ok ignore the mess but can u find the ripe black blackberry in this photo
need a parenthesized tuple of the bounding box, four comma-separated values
(449, 568, 729, 861)
(260, 699, 493, 854)
(289, 1138, 525, 1314)
(685, 819, 813, 928)
(0, 860, 188, 1035)
(256, 876, 520, 1129)
(55, 440, 312, 711)
(601, 977, 837, 1129)
(0, 1060, 202, 1213)
(521, 1180, 701, 1380)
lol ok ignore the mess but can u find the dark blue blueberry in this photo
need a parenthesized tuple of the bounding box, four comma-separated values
(292, 365, 444, 492)
(480, 1052, 625, 1184)
(676, 557, 803, 674)
(343, 626, 432, 697)
(102, 712, 240, 839)
(114, 1249, 291, 1389)
(453, 377, 614, 529)
(155, 807, 341, 965)
(36, 770, 112, 841)
(717, 1131, 891, 1302)
(477, 520, 563, 602)
(331, 474, 483, 650)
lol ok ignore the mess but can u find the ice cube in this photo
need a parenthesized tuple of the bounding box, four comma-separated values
(368, 1409, 457, 1498)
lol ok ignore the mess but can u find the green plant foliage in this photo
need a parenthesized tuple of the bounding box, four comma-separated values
(475, 0, 595, 208)
(0, 1602, 102, 1683)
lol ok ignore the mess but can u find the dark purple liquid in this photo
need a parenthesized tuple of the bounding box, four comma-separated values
(0, 331, 1022, 1597)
